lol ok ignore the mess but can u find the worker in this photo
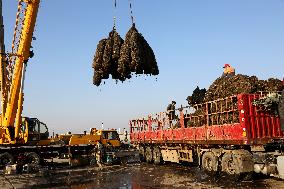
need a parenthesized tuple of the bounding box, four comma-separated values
(222, 64, 235, 78)
(167, 101, 176, 122)
(124, 129, 128, 143)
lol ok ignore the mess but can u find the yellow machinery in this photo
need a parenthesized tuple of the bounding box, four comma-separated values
(0, 0, 139, 167)
(68, 129, 121, 147)
(0, 0, 43, 145)
(61, 128, 138, 166)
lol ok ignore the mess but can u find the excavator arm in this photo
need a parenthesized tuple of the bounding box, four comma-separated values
(0, 0, 40, 144)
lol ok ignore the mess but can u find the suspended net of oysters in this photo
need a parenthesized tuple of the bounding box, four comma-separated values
(92, 24, 159, 86)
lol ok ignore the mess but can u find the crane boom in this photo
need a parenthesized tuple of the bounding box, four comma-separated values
(0, 0, 9, 122)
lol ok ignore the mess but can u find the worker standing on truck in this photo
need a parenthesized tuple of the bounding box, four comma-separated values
(124, 129, 128, 143)
(167, 101, 176, 125)
(222, 64, 235, 78)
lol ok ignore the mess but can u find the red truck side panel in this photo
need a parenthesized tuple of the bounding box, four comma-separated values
(130, 93, 283, 145)
(240, 94, 283, 144)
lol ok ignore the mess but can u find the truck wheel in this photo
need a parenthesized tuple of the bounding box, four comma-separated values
(221, 150, 253, 180)
(221, 153, 240, 177)
(25, 152, 41, 165)
(145, 147, 153, 163)
(222, 149, 254, 180)
(139, 146, 145, 161)
(202, 151, 218, 172)
(89, 156, 97, 166)
(0, 152, 14, 166)
(88, 149, 97, 166)
(153, 147, 162, 165)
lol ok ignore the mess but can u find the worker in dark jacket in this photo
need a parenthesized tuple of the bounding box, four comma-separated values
(222, 64, 235, 78)
(167, 101, 176, 122)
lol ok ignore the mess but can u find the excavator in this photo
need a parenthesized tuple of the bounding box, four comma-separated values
(0, 0, 138, 167)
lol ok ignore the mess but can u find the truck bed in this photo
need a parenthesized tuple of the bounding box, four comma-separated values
(130, 93, 283, 145)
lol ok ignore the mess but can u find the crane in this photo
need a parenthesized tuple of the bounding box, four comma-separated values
(0, 0, 45, 145)
(0, 0, 139, 167)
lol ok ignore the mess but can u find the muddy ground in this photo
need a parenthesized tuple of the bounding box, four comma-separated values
(0, 163, 284, 189)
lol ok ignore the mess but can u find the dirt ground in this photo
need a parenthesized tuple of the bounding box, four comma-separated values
(0, 163, 284, 189)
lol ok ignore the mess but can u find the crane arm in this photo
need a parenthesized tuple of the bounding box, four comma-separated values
(0, 0, 9, 118)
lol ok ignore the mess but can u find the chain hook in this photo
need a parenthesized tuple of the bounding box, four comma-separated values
(113, 0, 117, 30)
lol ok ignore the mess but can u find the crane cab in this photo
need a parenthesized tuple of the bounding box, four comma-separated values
(20, 117, 49, 145)
(97, 130, 121, 147)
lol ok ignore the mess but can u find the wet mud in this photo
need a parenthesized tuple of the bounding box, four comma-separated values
(0, 163, 283, 189)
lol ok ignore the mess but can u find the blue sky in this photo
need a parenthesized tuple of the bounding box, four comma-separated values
(2, 0, 284, 134)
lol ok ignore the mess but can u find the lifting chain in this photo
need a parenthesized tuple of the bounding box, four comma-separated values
(128, 0, 135, 25)
(113, 0, 117, 30)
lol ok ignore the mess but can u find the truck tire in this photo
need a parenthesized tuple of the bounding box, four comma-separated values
(153, 147, 162, 165)
(221, 150, 253, 180)
(145, 146, 153, 163)
(25, 152, 41, 165)
(221, 152, 240, 178)
(89, 156, 97, 166)
(0, 152, 14, 166)
(139, 146, 145, 161)
(201, 151, 218, 172)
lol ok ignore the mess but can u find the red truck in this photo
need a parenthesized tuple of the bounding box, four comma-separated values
(130, 93, 284, 179)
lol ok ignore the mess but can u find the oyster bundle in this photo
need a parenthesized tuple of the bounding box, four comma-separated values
(92, 30, 124, 86)
(92, 25, 159, 86)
